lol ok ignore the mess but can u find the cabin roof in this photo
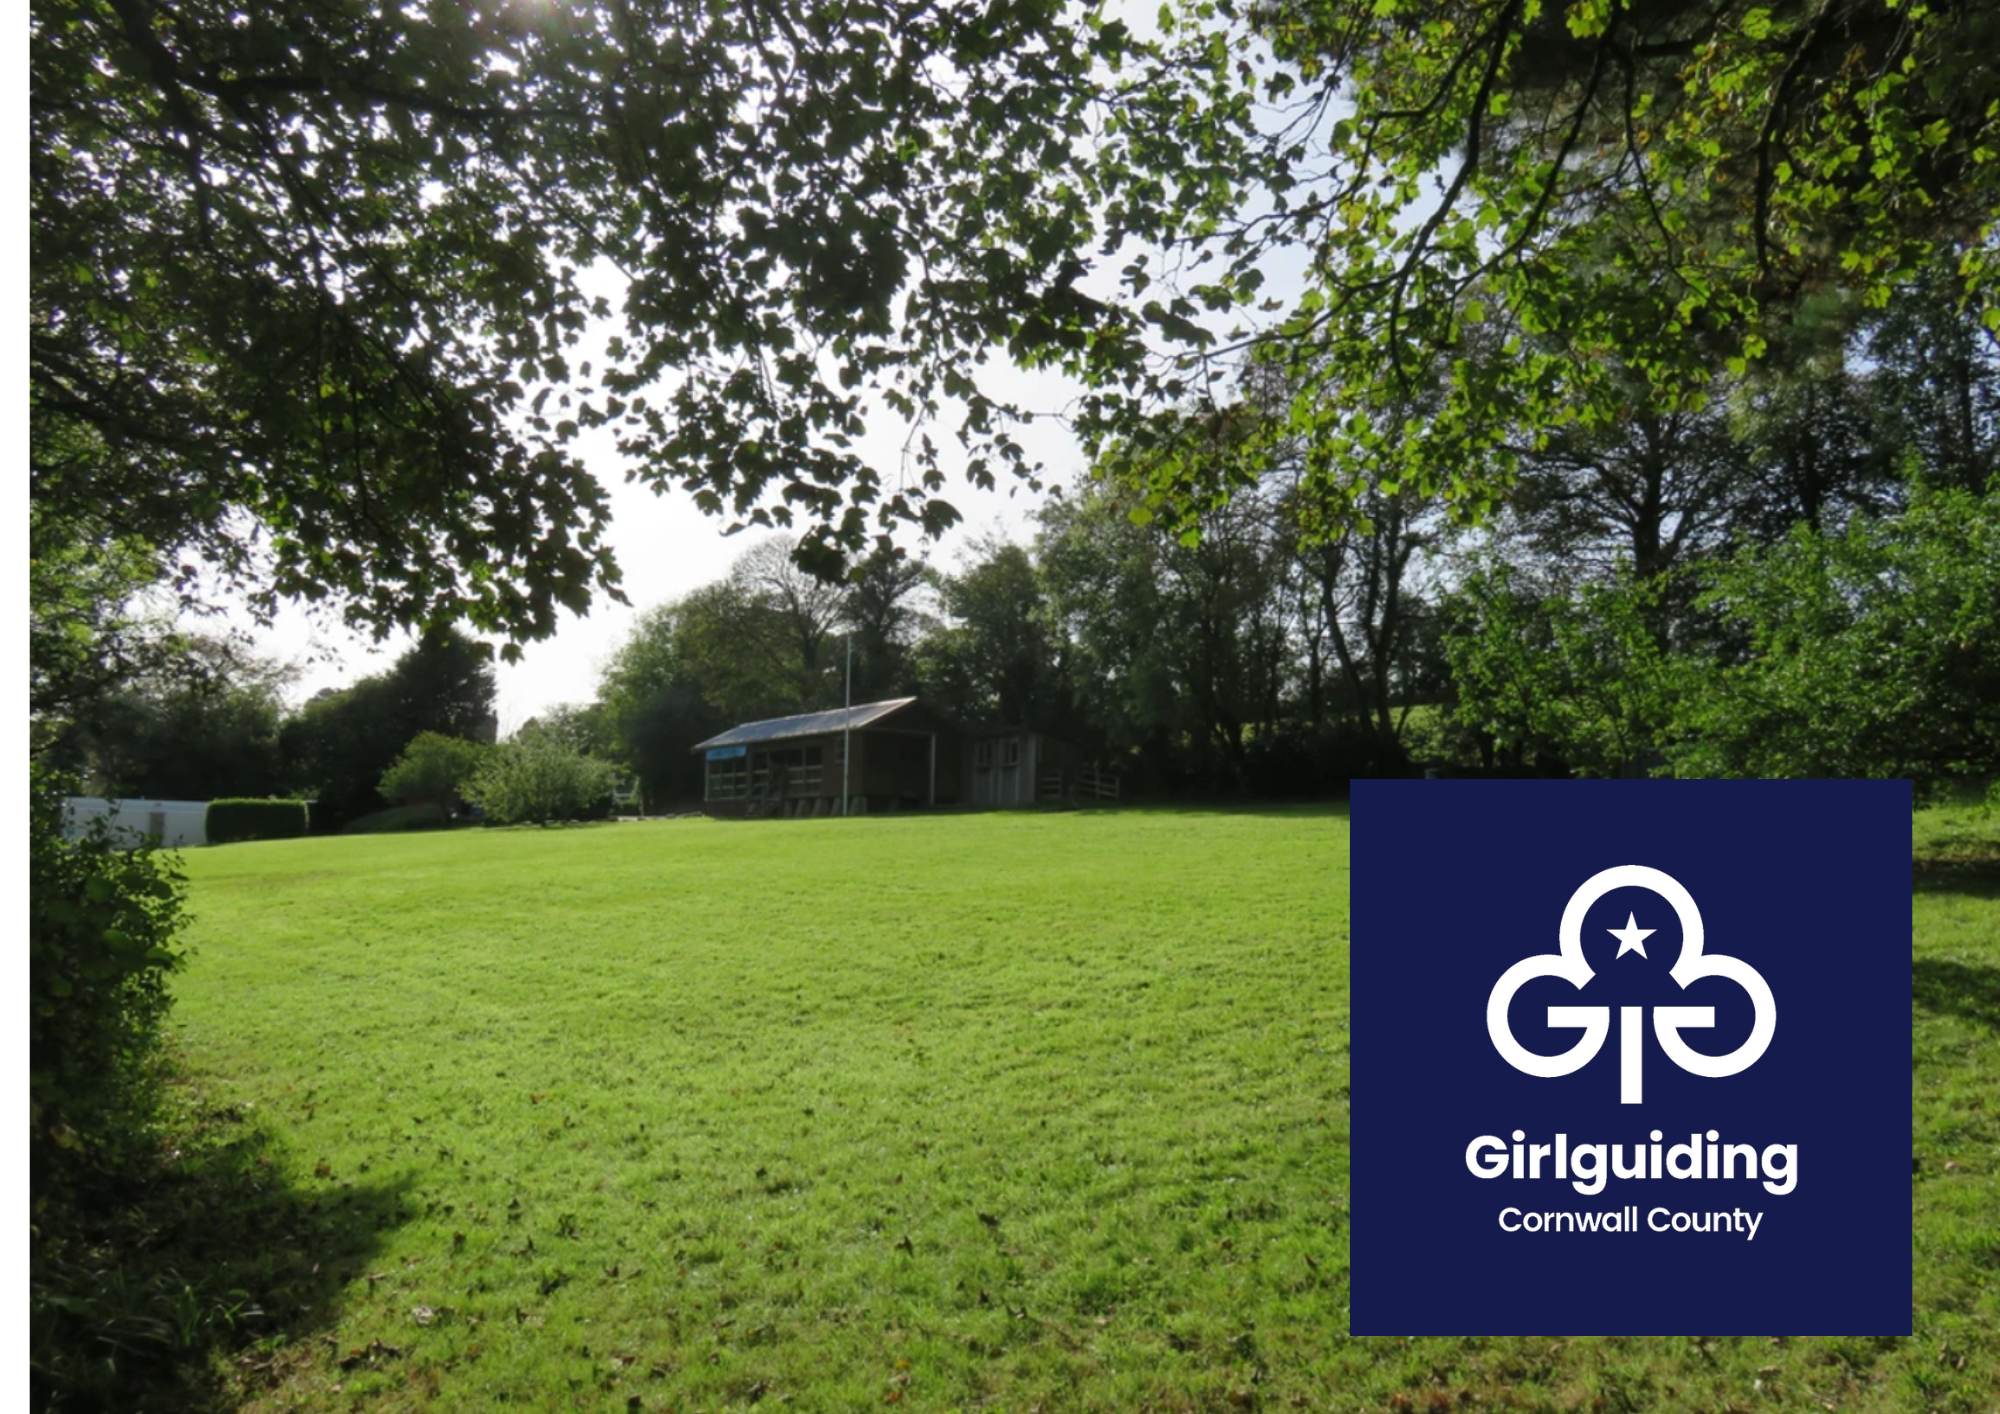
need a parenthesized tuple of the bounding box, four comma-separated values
(691, 697, 921, 752)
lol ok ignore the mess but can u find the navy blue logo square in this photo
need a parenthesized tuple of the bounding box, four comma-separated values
(1350, 780, 1911, 1334)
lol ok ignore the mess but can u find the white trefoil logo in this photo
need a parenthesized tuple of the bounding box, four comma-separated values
(1486, 865, 1776, 1103)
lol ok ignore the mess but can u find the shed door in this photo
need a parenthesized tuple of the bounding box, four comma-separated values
(972, 738, 995, 806)
(998, 735, 1022, 806)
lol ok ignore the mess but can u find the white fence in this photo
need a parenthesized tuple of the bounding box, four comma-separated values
(1074, 766, 1121, 803)
(63, 797, 208, 849)
(1037, 767, 1122, 804)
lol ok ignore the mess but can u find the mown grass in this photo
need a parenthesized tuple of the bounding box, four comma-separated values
(1911, 783, 2000, 868)
(1910, 789, 2000, 1407)
(136, 804, 1996, 1412)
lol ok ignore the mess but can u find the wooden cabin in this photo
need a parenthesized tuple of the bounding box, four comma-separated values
(693, 698, 962, 818)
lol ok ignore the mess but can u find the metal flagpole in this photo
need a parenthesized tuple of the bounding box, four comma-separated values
(842, 632, 852, 816)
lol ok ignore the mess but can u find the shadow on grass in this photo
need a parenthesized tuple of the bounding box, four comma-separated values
(31, 1094, 414, 1413)
(1039, 799, 1356, 820)
(823, 799, 1358, 823)
(1913, 958, 2000, 1035)
(1913, 859, 2000, 897)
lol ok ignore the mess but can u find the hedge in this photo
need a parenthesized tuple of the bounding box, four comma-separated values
(205, 798, 310, 844)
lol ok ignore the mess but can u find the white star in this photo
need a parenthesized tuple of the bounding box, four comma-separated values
(1608, 912, 1656, 959)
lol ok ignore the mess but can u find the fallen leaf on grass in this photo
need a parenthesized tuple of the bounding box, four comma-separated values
(337, 1340, 403, 1371)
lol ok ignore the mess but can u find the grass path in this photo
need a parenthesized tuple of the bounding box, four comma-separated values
(157, 806, 1996, 1412)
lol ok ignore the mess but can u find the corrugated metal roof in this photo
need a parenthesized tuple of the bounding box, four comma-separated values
(692, 698, 921, 752)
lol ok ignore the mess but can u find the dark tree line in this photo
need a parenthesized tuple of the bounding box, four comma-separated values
(552, 268, 1998, 803)
(43, 626, 499, 832)
(565, 481, 1434, 808)
(54, 261, 1998, 819)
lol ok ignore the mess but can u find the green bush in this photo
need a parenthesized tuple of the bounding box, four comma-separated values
(1666, 486, 2000, 791)
(1441, 564, 1672, 778)
(468, 742, 617, 825)
(31, 768, 196, 1407)
(30, 768, 188, 1197)
(205, 798, 310, 844)
(378, 732, 487, 813)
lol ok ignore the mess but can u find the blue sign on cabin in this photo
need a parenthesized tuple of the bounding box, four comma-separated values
(705, 745, 748, 761)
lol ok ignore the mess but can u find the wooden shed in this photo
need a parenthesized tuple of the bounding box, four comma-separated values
(693, 698, 962, 818)
(961, 727, 1086, 808)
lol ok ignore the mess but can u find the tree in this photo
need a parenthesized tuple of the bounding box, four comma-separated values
(29, 765, 189, 1193)
(1039, 0, 2000, 541)
(35, 0, 2000, 598)
(33, 0, 616, 641)
(281, 628, 497, 828)
(1665, 485, 2000, 789)
(923, 538, 1065, 730)
(49, 633, 293, 802)
(1504, 389, 1751, 584)
(31, 0, 1149, 610)
(586, 537, 925, 813)
(28, 508, 172, 739)
(379, 732, 489, 815)
(597, 603, 728, 811)
(32, 8, 1130, 1385)
(382, 628, 500, 743)
(516, 703, 618, 759)
(638, 534, 898, 727)
(1730, 344, 1897, 543)
(1037, 481, 1295, 785)
(1443, 481, 2000, 788)
(727, 536, 848, 705)
(468, 742, 618, 826)
(842, 546, 929, 701)
(1864, 261, 2000, 495)
(27, 511, 198, 1400)
(281, 681, 400, 829)
(1442, 563, 1676, 776)
(1287, 478, 1438, 740)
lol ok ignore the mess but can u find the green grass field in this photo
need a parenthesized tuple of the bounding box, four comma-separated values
(138, 806, 1996, 1411)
